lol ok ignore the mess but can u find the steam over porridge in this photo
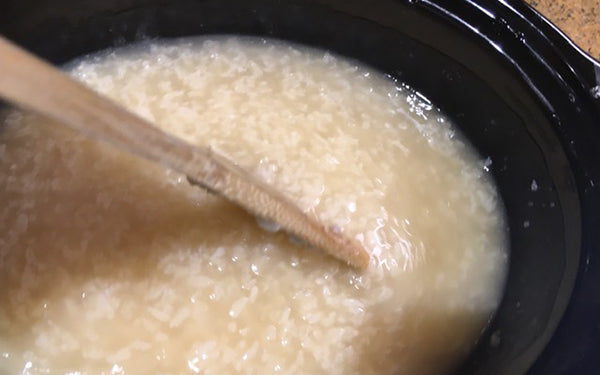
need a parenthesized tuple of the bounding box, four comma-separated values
(0, 37, 508, 374)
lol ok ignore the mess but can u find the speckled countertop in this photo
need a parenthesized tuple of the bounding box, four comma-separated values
(526, 0, 600, 61)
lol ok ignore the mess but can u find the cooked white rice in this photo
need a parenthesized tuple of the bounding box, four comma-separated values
(0, 36, 507, 375)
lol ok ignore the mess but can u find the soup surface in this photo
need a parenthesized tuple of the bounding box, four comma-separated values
(0, 37, 507, 375)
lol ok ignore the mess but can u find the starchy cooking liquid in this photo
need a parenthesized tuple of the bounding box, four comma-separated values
(0, 37, 508, 375)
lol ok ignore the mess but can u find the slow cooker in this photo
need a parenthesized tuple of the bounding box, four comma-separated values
(1, 0, 599, 373)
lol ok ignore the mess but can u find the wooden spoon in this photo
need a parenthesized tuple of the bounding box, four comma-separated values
(0, 36, 370, 270)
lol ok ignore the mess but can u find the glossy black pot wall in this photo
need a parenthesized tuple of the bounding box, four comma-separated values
(2, 0, 599, 374)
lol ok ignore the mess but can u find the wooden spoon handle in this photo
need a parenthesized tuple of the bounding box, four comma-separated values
(0, 36, 370, 270)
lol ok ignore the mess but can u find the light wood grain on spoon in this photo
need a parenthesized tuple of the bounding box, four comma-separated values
(0, 36, 370, 270)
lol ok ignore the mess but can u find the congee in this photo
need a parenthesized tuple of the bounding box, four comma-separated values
(0, 37, 508, 374)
